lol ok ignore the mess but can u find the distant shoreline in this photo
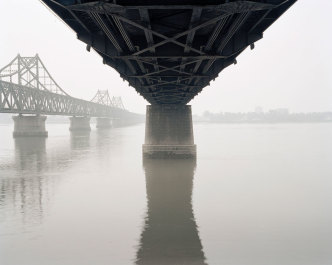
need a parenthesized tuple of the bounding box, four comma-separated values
(1, 121, 331, 125)
(1, 111, 332, 125)
(193, 120, 332, 124)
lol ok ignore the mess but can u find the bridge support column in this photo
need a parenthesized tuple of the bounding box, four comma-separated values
(96, 117, 112, 129)
(143, 105, 196, 158)
(12, 115, 48, 137)
(69, 116, 91, 131)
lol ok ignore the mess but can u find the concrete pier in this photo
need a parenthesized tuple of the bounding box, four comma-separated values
(143, 105, 196, 158)
(96, 117, 111, 129)
(69, 116, 91, 131)
(12, 115, 48, 137)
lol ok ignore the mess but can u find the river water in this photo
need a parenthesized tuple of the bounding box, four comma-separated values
(0, 122, 331, 265)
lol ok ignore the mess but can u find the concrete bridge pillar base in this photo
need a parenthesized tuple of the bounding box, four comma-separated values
(96, 117, 112, 129)
(143, 105, 196, 158)
(69, 117, 91, 131)
(12, 115, 48, 137)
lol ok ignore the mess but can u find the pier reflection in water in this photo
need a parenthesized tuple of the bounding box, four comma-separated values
(1, 131, 93, 229)
(14, 137, 47, 172)
(137, 158, 207, 265)
(70, 131, 90, 150)
(70, 131, 90, 155)
(0, 137, 48, 226)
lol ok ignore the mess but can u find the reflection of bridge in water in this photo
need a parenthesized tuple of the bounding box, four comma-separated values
(0, 54, 143, 137)
(137, 158, 206, 265)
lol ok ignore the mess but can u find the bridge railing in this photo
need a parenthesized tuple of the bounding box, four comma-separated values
(0, 80, 126, 118)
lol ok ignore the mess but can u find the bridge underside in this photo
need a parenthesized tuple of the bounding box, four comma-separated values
(41, 0, 296, 105)
(41, 0, 296, 157)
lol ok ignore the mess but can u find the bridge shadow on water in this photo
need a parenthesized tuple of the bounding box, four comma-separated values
(136, 158, 207, 265)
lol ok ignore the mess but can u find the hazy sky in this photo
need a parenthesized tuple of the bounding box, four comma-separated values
(1, 0, 331, 114)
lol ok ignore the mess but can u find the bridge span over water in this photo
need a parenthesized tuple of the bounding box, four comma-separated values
(40, 0, 296, 157)
(0, 54, 142, 136)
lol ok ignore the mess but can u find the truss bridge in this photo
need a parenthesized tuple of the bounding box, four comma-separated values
(0, 54, 142, 136)
(0, 54, 128, 117)
(39, 0, 297, 157)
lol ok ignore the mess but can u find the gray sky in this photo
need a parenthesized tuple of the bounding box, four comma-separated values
(1, 0, 331, 114)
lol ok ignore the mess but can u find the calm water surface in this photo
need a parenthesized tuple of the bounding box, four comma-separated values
(0, 122, 331, 265)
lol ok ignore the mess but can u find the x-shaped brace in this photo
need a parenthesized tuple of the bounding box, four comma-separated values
(113, 13, 230, 56)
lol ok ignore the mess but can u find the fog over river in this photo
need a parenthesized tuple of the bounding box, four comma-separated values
(0, 123, 331, 265)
